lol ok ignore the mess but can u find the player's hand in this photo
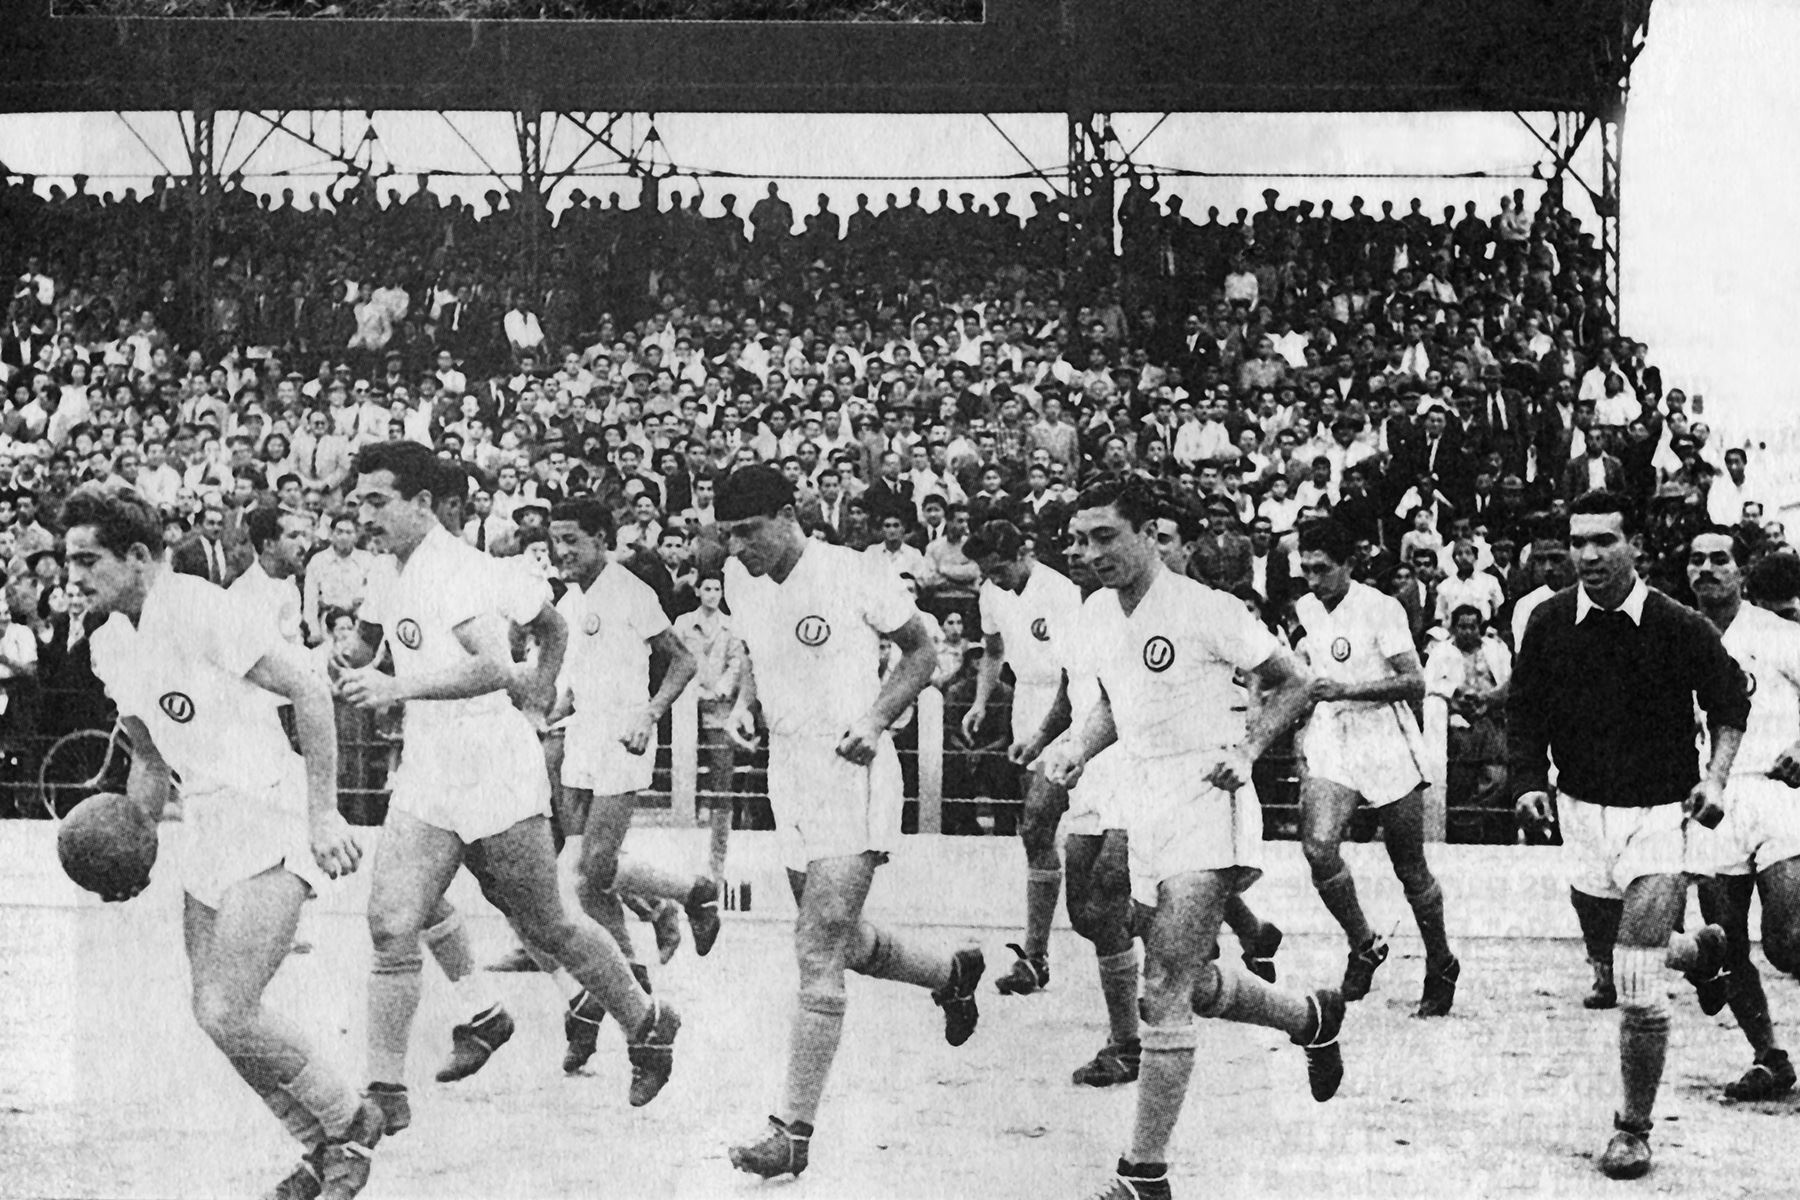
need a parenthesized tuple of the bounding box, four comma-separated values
(1033, 743, 1086, 790)
(1305, 677, 1344, 705)
(959, 703, 987, 746)
(508, 665, 555, 716)
(309, 810, 363, 879)
(337, 666, 403, 711)
(1514, 790, 1554, 835)
(1684, 778, 1726, 830)
(836, 715, 885, 766)
(1769, 744, 1800, 788)
(619, 708, 658, 757)
(1205, 748, 1255, 793)
(726, 704, 760, 751)
(1006, 738, 1038, 766)
(98, 877, 150, 904)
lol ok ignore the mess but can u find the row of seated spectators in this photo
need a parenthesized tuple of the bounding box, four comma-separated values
(0, 172, 1774, 838)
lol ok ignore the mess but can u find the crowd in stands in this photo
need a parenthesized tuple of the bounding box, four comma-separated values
(0, 167, 1781, 833)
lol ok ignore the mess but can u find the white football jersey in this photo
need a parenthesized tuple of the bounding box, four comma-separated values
(1079, 568, 1280, 760)
(977, 562, 1083, 692)
(557, 562, 671, 722)
(724, 542, 916, 739)
(1720, 603, 1800, 778)
(91, 572, 296, 798)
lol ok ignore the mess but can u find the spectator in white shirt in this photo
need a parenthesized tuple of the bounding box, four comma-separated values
(1434, 538, 1506, 628)
(864, 509, 927, 582)
(504, 293, 545, 355)
(1706, 447, 1759, 527)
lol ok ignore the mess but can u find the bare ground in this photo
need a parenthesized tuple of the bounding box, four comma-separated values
(2, 901, 1796, 1200)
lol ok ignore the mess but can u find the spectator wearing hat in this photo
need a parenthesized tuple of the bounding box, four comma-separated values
(1188, 496, 1255, 594)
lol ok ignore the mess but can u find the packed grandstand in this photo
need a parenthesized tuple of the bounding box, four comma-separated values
(0, 172, 1774, 834)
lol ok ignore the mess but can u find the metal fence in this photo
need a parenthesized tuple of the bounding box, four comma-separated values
(2, 682, 1518, 844)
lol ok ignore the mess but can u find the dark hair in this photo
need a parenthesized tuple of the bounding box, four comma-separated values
(275, 472, 302, 492)
(245, 505, 286, 553)
(1449, 603, 1484, 628)
(60, 483, 164, 560)
(331, 512, 359, 532)
(1569, 489, 1642, 537)
(1296, 519, 1358, 565)
(1688, 524, 1750, 568)
(353, 440, 439, 499)
(1072, 475, 1161, 531)
(518, 526, 550, 552)
(963, 519, 1026, 562)
(549, 497, 615, 541)
(1748, 552, 1800, 606)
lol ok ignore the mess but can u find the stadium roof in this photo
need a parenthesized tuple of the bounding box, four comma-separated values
(0, 0, 1651, 116)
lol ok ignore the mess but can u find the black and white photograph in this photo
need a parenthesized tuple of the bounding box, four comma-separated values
(3, 0, 1800, 1197)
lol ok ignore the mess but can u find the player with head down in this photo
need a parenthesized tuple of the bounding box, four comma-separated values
(712, 464, 985, 1180)
(63, 482, 382, 1200)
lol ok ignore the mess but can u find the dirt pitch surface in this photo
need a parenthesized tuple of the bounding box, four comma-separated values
(3, 900, 1798, 1200)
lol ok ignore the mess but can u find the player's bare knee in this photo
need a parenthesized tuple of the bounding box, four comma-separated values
(798, 915, 860, 974)
(1394, 860, 1437, 897)
(577, 846, 620, 896)
(191, 985, 255, 1045)
(368, 908, 427, 953)
(1302, 838, 1344, 879)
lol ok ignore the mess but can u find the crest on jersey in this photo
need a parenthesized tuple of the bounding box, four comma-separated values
(396, 619, 423, 650)
(583, 613, 602, 636)
(795, 616, 831, 647)
(158, 691, 195, 723)
(1330, 637, 1352, 662)
(1031, 618, 1050, 642)
(1143, 636, 1175, 673)
(1744, 669, 1758, 697)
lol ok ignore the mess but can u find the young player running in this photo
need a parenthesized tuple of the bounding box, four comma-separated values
(713, 466, 983, 1180)
(64, 483, 382, 1200)
(1038, 478, 1345, 1200)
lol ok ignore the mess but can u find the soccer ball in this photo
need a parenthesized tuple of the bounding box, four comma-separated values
(57, 792, 158, 898)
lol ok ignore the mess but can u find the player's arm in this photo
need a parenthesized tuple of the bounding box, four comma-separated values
(622, 628, 697, 755)
(961, 631, 1005, 743)
(1039, 681, 1118, 787)
(1690, 621, 1752, 826)
(1506, 617, 1555, 829)
(245, 640, 361, 878)
(119, 715, 174, 822)
(1017, 670, 1074, 765)
(839, 613, 936, 765)
(302, 567, 323, 646)
(340, 612, 514, 706)
(1311, 648, 1425, 705)
(728, 656, 760, 748)
(1210, 647, 1311, 792)
(511, 600, 567, 715)
(333, 619, 385, 670)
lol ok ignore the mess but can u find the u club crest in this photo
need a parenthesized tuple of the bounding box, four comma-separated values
(795, 615, 831, 647)
(583, 612, 602, 636)
(396, 619, 423, 650)
(1330, 637, 1352, 662)
(1031, 618, 1050, 641)
(1143, 636, 1175, 672)
(158, 691, 195, 723)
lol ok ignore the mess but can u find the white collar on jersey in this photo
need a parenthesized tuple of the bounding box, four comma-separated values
(1575, 576, 1648, 626)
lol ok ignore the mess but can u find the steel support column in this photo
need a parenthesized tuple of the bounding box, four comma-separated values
(1598, 111, 1622, 330)
(514, 106, 546, 291)
(1066, 110, 1120, 319)
(186, 106, 217, 348)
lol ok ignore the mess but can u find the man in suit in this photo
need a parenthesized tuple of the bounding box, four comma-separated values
(1187, 495, 1255, 595)
(1563, 428, 1627, 502)
(170, 505, 235, 586)
(795, 466, 851, 539)
(1474, 365, 1530, 479)
(862, 450, 914, 526)
(1248, 515, 1295, 617)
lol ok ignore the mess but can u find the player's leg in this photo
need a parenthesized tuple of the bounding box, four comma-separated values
(1220, 891, 1283, 984)
(186, 871, 381, 1199)
(997, 769, 1066, 995)
(1376, 788, 1459, 1016)
(699, 724, 737, 882)
(1695, 871, 1789, 1097)
(1603, 871, 1721, 1178)
(1093, 871, 1222, 1200)
(1299, 775, 1385, 1000)
(1571, 886, 1624, 1008)
(365, 812, 465, 1124)
(1066, 830, 1142, 1086)
(419, 896, 506, 1032)
(468, 814, 676, 1106)
(1759, 855, 1800, 977)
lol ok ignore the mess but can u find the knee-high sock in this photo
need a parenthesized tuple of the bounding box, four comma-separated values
(1315, 868, 1374, 947)
(1025, 864, 1062, 958)
(543, 920, 651, 1033)
(1193, 961, 1309, 1036)
(422, 909, 497, 1017)
(278, 1054, 363, 1140)
(1726, 961, 1780, 1057)
(781, 989, 846, 1128)
(1570, 888, 1622, 969)
(1098, 948, 1141, 1046)
(211, 1005, 359, 1141)
(848, 923, 951, 990)
(708, 806, 731, 881)
(1404, 879, 1453, 968)
(258, 1084, 327, 1148)
(1619, 1005, 1670, 1129)
(1129, 1022, 1198, 1165)
(367, 945, 424, 1085)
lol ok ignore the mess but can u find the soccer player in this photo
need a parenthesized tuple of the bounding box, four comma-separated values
(1037, 477, 1344, 1200)
(1685, 528, 1800, 1099)
(547, 497, 719, 1074)
(63, 483, 382, 1200)
(1510, 491, 1745, 1179)
(713, 466, 984, 1180)
(1293, 520, 1460, 1016)
(338, 441, 679, 1132)
(960, 519, 1085, 994)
